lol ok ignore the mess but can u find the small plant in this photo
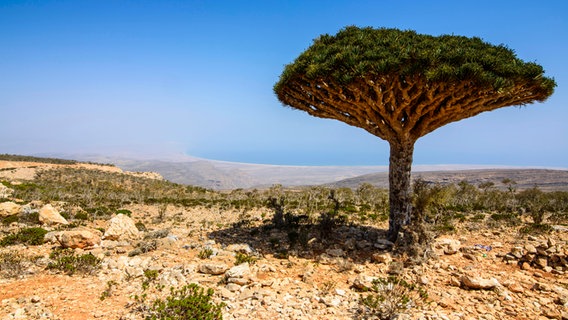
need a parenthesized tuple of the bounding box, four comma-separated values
(47, 248, 101, 275)
(135, 221, 147, 232)
(360, 276, 427, 320)
(100, 280, 117, 301)
(320, 280, 337, 295)
(0, 227, 47, 246)
(198, 248, 214, 259)
(470, 213, 485, 222)
(74, 212, 90, 221)
(144, 269, 159, 281)
(116, 209, 132, 217)
(147, 284, 225, 320)
(142, 269, 159, 291)
(235, 252, 257, 265)
(2, 214, 19, 225)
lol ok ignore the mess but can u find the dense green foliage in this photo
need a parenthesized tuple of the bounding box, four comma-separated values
(275, 26, 555, 95)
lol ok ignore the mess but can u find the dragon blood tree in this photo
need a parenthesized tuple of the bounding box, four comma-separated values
(274, 26, 555, 243)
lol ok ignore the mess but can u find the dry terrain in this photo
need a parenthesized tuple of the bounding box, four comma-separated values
(0, 160, 567, 320)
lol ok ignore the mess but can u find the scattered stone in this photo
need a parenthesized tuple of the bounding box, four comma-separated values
(226, 263, 250, 278)
(460, 274, 501, 290)
(128, 240, 158, 257)
(226, 243, 253, 254)
(38, 204, 69, 225)
(54, 227, 102, 249)
(103, 214, 141, 241)
(0, 184, 14, 198)
(0, 201, 20, 217)
(198, 263, 229, 275)
(525, 244, 537, 254)
(326, 248, 345, 257)
(144, 229, 169, 239)
(371, 252, 392, 264)
(374, 239, 394, 250)
(352, 275, 376, 291)
(436, 238, 461, 255)
(44, 231, 63, 244)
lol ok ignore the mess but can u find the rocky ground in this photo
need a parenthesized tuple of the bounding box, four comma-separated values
(0, 161, 567, 320)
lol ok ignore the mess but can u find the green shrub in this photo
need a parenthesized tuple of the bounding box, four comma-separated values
(198, 248, 214, 259)
(144, 269, 159, 281)
(116, 209, 132, 217)
(148, 284, 225, 320)
(470, 213, 486, 222)
(142, 269, 159, 291)
(518, 223, 553, 235)
(235, 252, 257, 265)
(2, 214, 19, 225)
(47, 248, 101, 275)
(0, 227, 47, 246)
(135, 221, 147, 232)
(360, 276, 427, 320)
(19, 211, 39, 224)
(74, 212, 90, 221)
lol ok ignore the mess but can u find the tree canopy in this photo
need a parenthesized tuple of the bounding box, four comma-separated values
(274, 26, 556, 144)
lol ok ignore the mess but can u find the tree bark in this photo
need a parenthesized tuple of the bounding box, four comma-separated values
(387, 141, 415, 242)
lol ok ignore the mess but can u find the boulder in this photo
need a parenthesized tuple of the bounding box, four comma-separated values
(39, 204, 68, 225)
(0, 184, 13, 198)
(460, 274, 501, 290)
(226, 243, 253, 254)
(371, 252, 392, 264)
(0, 201, 20, 217)
(326, 248, 345, 257)
(226, 263, 250, 278)
(56, 228, 102, 249)
(198, 263, 229, 275)
(103, 214, 140, 241)
(436, 238, 461, 255)
(351, 274, 376, 291)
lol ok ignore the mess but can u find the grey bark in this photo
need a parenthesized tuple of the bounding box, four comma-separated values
(387, 141, 414, 242)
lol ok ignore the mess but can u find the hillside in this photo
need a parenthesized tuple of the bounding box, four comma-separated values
(0, 156, 567, 319)
(62, 153, 387, 189)
(41, 152, 568, 191)
(330, 168, 568, 191)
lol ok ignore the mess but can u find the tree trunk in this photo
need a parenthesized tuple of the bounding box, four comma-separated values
(387, 141, 414, 242)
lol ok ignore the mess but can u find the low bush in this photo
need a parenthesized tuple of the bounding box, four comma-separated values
(360, 276, 427, 320)
(0, 227, 47, 246)
(235, 252, 257, 265)
(147, 284, 225, 320)
(47, 248, 101, 275)
(198, 248, 214, 259)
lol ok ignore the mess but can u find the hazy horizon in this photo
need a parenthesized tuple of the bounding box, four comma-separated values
(1, 1, 566, 167)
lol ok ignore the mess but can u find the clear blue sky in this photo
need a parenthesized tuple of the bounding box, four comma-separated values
(1, 0, 566, 167)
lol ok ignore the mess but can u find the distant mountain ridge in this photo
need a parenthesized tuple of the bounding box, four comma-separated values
(35, 153, 568, 190)
(329, 168, 568, 191)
